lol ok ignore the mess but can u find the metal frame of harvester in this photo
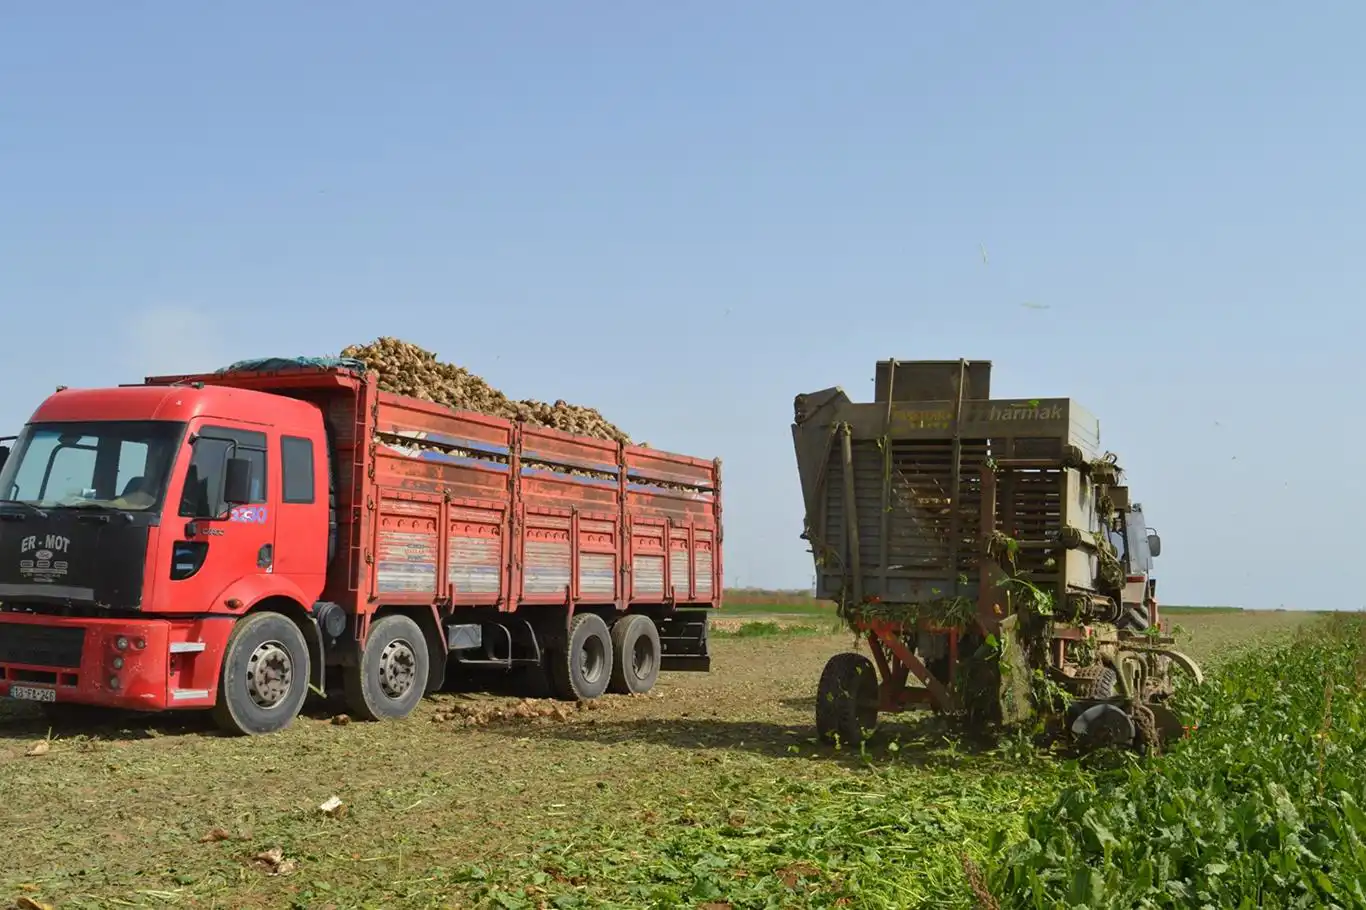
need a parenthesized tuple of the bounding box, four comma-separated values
(792, 359, 1203, 753)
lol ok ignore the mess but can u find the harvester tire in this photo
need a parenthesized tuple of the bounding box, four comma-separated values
(1073, 665, 1117, 699)
(607, 614, 661, 695)
(211, 610, 311, 736)
(1085, 667, 1118, 699)
(550, 612, 614, 701)
(816, 653, 879, 747)
(343, 614, 431, 722)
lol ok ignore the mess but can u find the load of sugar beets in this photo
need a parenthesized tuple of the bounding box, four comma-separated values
(791, 358, 1205, 756)
(340, 337, 632, 444)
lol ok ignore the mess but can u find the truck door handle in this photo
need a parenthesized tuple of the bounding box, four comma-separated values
(258, 544, 273, 570)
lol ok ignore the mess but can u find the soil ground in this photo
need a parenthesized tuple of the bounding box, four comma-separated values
(0, 608, 1317, 909)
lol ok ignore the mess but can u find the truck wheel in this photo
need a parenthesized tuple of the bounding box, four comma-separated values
(343, 614, 430, 722)
(607, 614, 661, 695)
(424, 634, 447, 696)
(211, 611, 311, 736)
(550, 612, 613, 701)
(816, 652, 879, 746)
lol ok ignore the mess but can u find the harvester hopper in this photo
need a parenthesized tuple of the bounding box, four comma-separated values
(792, 359, 1201, 752)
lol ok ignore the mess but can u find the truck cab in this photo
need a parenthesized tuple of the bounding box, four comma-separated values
(0, 383, 330, 725)
(1113, 502, 1162, 632)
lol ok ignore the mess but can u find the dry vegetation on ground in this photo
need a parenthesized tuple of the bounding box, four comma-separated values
(0, 608, 1319, 909)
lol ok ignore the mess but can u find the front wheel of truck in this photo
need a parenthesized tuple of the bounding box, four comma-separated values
(343, 614, 430, 722)
(211, 611, 312, 736)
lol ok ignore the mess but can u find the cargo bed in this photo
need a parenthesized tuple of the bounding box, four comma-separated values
(145, 364, 724, 616)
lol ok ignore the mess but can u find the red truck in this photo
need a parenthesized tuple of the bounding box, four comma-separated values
(0, 358, 722, 735)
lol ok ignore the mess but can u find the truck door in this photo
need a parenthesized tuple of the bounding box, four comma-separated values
(166, 424, 276, 608)
(271, 432, 328, 588)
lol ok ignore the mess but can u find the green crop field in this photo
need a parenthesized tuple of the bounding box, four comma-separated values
(0, 604, 1342, 909)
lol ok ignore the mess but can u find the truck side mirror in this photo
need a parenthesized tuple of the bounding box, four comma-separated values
(224, 456, 254, 506)
(0, 445, 9, 474)
(1147, 533, 1161, 558)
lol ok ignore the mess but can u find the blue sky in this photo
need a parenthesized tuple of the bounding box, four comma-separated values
(2, 3, 1361, 609)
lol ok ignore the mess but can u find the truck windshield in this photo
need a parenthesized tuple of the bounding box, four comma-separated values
(0, 421, 186, 512)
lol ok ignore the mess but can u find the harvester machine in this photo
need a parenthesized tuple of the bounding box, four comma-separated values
(791, 359, 1202, 753)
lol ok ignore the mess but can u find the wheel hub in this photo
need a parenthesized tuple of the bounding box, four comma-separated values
(378, 639, 417, 698)
(246, 641, 294, 709)
(631, 635, 655, 680)
(579, 636, 606, 684)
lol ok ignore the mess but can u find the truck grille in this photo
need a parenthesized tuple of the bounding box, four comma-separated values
(0, 625, 86, 669)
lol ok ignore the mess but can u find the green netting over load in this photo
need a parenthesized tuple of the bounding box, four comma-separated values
(216, 356, 367, 374)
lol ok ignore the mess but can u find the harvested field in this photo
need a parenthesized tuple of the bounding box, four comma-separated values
(0, 607, 1319, 909)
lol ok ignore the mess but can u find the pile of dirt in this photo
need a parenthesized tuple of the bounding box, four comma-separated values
(340, 337, 631, 444)
(429, 696, 616, 728)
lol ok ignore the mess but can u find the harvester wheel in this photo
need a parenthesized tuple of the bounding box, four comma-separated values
(1085, 667, 1118, 699)
(816, 653, 879, 747)
(550, 612, 614, 701)
(343, 614, 431, 722)
(607, 614, 661, 695)
(1071, 665, 1117, 699)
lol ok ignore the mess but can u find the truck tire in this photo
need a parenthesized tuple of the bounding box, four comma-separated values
(550, 612, 613, 701)
(816, 652, 879, 746)
(607, 614, 661, 695)
(211, 611, 311, 736)
(424, 633, 447, 696)
(343, 614, 430, 722)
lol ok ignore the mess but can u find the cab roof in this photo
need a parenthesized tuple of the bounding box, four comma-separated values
(28, 383, 321, 428)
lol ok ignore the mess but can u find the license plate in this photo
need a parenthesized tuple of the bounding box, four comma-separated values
(7, 685, 57, 703)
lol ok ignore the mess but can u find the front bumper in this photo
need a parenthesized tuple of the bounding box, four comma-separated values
(0, 613, 222, 711)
